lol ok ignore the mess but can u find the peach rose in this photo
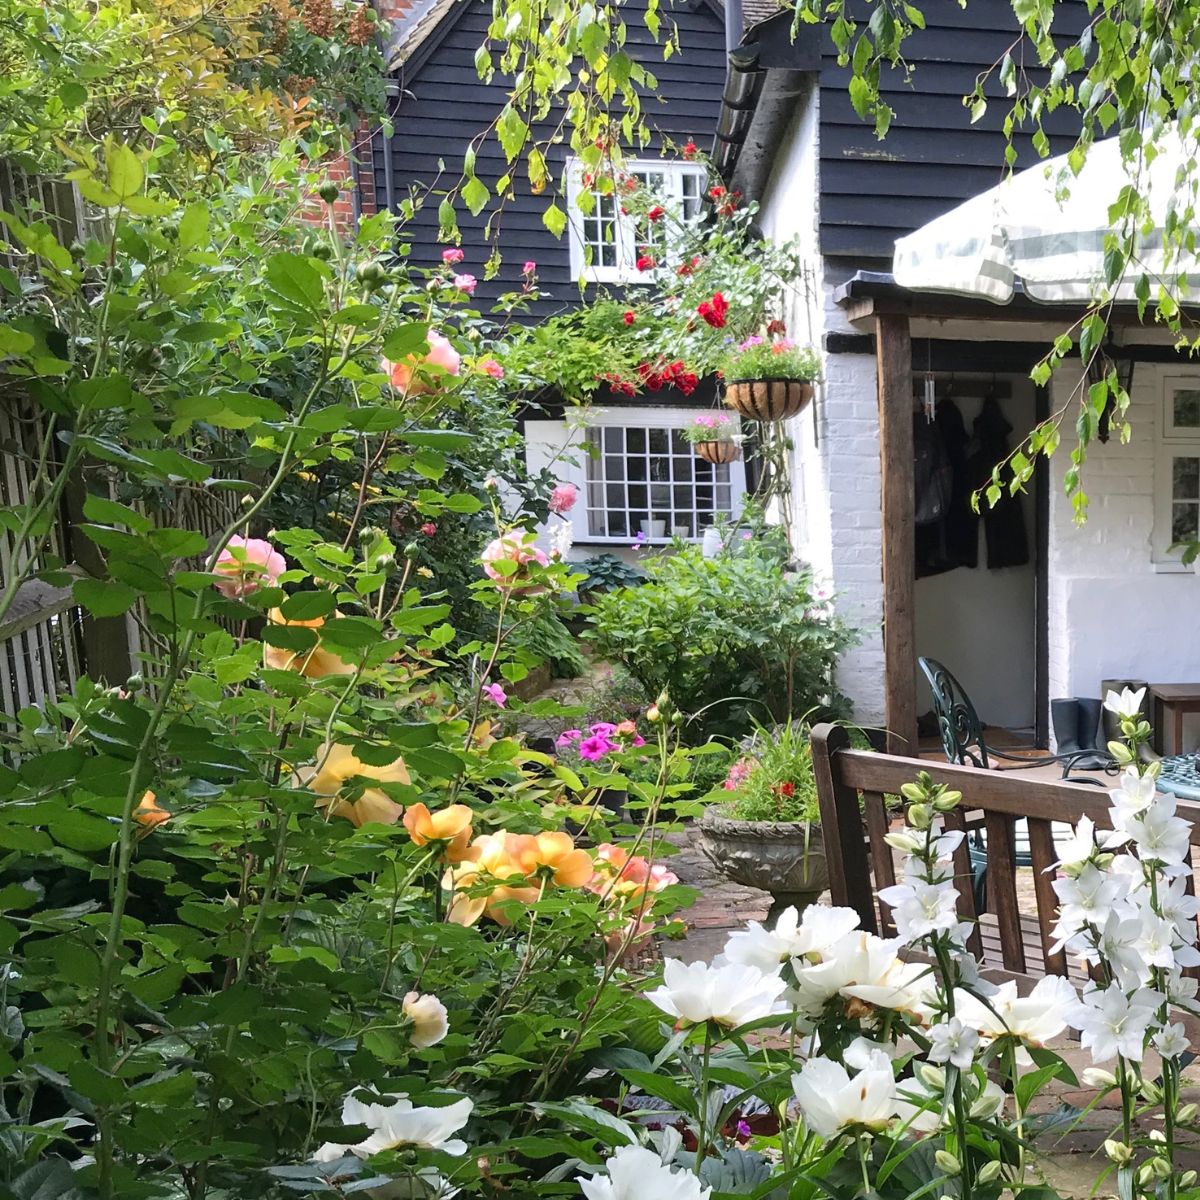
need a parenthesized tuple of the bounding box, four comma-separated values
(213, 535, 287, 599)
(383, 330, 462, 397)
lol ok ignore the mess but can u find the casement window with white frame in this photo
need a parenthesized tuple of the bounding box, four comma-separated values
(1154, 375, 1200, 568)
(552, 408, 747, 545)
(565, 158, 707, 283)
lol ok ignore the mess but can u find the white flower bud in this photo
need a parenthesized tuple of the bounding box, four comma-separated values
(933, 1150, 960, 1175)
(917, 1064, 946, 1091)
(977, 1161, 1003, 1184)
(1081, 1067, 1117, 1089)
(1104, 1140, 1133, 1164)
(1177, 1103, 1198, 1124)
(884, 831, 923, 854)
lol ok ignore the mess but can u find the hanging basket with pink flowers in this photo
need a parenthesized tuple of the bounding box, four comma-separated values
(719, 338, 820, 423)
(680, 413, 742, 464)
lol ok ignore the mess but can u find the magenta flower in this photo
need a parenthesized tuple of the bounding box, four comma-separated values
(213, 535, 287, 599)
(549, 481, 578, 515)
(631, 531, 647, 549)
(736, 1120, 752, 1140)
(482, 682, 507, 707)
(578, 734, 615, 761)
(453, 273, 477, 294)
(555, 729, 583, 748)
(589, 722, 617, 736)
(522, 260, 537, 275)
(631, 735, 646, 748)
(442, 247, 465, 265)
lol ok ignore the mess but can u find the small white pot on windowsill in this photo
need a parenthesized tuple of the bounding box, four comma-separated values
(640, 518, 666, 539)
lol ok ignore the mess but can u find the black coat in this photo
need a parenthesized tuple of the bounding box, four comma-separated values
(968, 397, 1029, 570)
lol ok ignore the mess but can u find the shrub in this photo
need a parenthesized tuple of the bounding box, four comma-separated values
(585, 545, 855, 740)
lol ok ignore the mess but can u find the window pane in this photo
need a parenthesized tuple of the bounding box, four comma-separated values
(627, 428, 645, 454)
(604, 427, 623, 453)
(1174, 388, 1200, 430)
(648, 428, 669, 454)
(605, 454, 625, 480)
(1172, 502, 1199, 542)
(1173, 455, 1200, 499)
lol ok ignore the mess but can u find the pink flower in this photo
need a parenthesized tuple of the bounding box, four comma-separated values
(442, 247, 465, 265)
(738, 335, 765, 351)
(723, 756, 754, 791)
(549, 482, 577, 515)
(482, 681, 507, 707)
(383, 330, 462, 396)
(589, 722, 617, 736)
(213, 535, 287, 599)
(578, 734, 615, 761)
(556, 729, 583, 748)
(631, 531, 647, 549)
(421, 522, 437, 536)
(480, 531, 550, 584)
(452, 273, 477, 294)
(478, 357, 505, 379)
(522, 260, 537, 275)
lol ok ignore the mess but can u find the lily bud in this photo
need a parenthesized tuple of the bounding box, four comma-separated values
(1081, 1067, 1117, 1089)
(970, 1088, 1003, 1119)
(977, 1161, 1003, 1184)
(1108, 741, 1133, 763)
(933, 1150, 960, 1175)
(900, 782, 926, 802)
(1181, 1172, 1197, 1188)
(932, 792, 959, 812)
(1104, 1140, 1133, 1164)
(1141, 1079, 1162, 1103)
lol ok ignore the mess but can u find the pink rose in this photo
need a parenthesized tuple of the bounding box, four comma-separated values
(442, 247, 465, 265)
(548, 481, 577, 515)
(478, 357, 505, 379)
(213, 535, 286, 599)
(480, 531, 550, 584)
(383, 330, 462, 396)
(452, 273, 477, 294)
(522, 261, 537, 275)
(420, 522, 437, 536)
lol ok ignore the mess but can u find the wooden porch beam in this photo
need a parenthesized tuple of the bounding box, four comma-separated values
(875, 314, 918, 756)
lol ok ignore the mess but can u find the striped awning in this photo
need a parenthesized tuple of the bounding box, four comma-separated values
(893, 126, 1200, 304)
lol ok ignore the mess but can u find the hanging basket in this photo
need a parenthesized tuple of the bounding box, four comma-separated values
(724, 378, 814, 422)
(693, 440, 742, 465)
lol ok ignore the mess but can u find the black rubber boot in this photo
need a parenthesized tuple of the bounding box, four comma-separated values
(1051, 698, 1083, 757)
(1072, 697, 1110, 769)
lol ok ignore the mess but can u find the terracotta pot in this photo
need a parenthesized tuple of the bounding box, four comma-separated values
(724, 377, 814, 422)
(693, 439, 742, 465)
(698, 806, 829, 926)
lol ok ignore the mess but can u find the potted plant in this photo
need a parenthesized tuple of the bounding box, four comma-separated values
(697, 719, 829, 925)
(680, 412, 742, 464)
(720, 336, 821, 422)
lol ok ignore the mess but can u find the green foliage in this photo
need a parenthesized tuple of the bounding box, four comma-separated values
(718, 337, 821, 382)
(575, 553, 647, 596)
(512, 611, 588, 678)
(717, 719, 821, 823)
(585, 544, 855, 741)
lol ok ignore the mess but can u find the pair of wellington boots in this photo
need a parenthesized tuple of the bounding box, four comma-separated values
(1051, 680, 1157, 770)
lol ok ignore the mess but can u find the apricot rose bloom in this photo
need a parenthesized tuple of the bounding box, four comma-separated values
(403, 802, 473, 861)
(402, 991, 449, 1048)
(135, 790, 170, 831)
(512, 831, 594, 887)
(294, 743, 409, 827)
(590, 843, 679, 903)
(262, 608, 356, 678)
(383, 330, 461, 397)
(213, 535, 287, 599)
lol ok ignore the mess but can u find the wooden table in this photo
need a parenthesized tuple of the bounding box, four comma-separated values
(1149, 684, 1200, 755)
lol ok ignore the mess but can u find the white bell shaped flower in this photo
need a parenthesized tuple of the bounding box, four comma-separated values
(1157, 875, 1200, 939)
(1068, 985, 1161, 1063)
(1108, 767, 1158, 818)
(792, 1048, 896, 1138)
(1050, 863, 1134, 954)
(313, 1093, 472, 1162)
(877, 879, 960, 943)
(1094, 910, 1153, 988)
(927, 1017, 979, 1070)
(1153, 1022, 1190, 1060)
(1051, 815, 1097, 872)
(1104, 687, 1147, 721)
(577, 1144, 712, 1200)
(645, 958, 787, 1029)
(955, 975, 1076, 1048)
(722, 904, 860, 973)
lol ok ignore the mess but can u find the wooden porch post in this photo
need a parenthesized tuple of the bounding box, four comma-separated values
(875, 314, 918, 755)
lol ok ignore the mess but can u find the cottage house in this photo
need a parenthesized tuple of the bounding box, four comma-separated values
(710, 0, 1200, 757)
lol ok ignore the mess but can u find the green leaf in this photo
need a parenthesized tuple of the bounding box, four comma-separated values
(280, 590, 336, 621)
(178, 201, 209, 250)
(0, 325, 34, 356)
(382, 322, 430, 361)
(106, 142, 144, 200)
(400, 429, 473, 452)
(462, 175, 490, 216)
(264, 252, 325, 313)
(74, 578, 139, 617)
(8, 1158, 86, 1200)
(543, 203, 567, 238)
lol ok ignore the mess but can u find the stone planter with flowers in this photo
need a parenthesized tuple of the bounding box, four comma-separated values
(680, 412, 742, 464)
(721, 337, 821, 423)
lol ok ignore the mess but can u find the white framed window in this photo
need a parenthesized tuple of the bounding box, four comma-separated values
(564, 408, 747, 544)
(565, 159, 707, 284)
(1154, 375, 1200, 567)
(1164, 375, 1200, 441)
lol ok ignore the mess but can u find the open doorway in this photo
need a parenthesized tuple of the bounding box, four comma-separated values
(911, 373, 1046, 749)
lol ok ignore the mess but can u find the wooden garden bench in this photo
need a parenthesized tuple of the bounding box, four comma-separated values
(809, 723, 1200, 984)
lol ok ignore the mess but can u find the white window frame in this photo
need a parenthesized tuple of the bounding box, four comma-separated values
(1153, 374, 1200, 569)
(565, 158, 708, 285)
(560, 407, 747, 546)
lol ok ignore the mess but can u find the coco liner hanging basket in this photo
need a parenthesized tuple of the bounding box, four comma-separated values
(724, 378, 814, 422)
(693, 440, 742, 465)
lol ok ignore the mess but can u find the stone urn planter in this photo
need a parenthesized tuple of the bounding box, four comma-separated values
(724, 378, 814, 423)
(698, 806, 829, 926)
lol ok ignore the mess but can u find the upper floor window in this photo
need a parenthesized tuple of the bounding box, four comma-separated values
(565, 159, 707, 283)
(1154, 375, 1200, 567)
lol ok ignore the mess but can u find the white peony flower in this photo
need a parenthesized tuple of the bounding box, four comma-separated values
(722, 904, 860, 973)
(313, 1093, 472, 1162)
(577, 1144, 712, 1200)
(403, 991, 449, 1048)
(955, 975, 1076, 1049)
(1153, 1022, 1190, 1060)
(792, 1049, 896, 1137)
(645, 958, 788, 1029)
(927, 1017, 979, 1070)
(791, 931, 931, 1018)
(1104, 687, 1146, 721)
(1068, 985, 1161, 1063)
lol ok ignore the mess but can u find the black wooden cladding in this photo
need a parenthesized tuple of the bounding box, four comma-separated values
(374, 0, 729, 317)
(816, 0, 1090, 260)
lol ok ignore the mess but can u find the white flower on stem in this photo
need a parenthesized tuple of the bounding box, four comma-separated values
(403, 991, 449, 1048)
(1051, 864, 1133, 954)
(722, 904, 860, 973)
(1129, 805, 1193, 877)
(927, 1017, 979, 1070)
(1068, 985, 1161, 1063)
(1130, 912, 1180, 973)
(1104, 687, 1147, 721)
(877, 879, 960, 943)
(577, 1144, 712, 1200)
(313, 1093, 472, 1162)
(1163, 967, 1199, 1007)
(1095, 911, 1153, 987)
(645, 958, 787, 1029)
(791, 932, 931, 1018)
(791, 1049, 896, 1137)
(1109, 767, 1158, 818)
(1153, 1022, 1190, 1060)
(955, 975, 1076, 1050)
(1051, 815, 1097, 872)
(1157, 875, 1200, 938)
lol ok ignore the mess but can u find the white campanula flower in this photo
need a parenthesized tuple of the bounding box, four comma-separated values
(1051, 814, 1098, 873)
(790, 931, 931, 1018)
(313, 1093, 472, 1162)
(1068, 985, 1161, 1063)
(1153, 1022, 1190, 1060)
(955, 975, 1076, 1050)
(721, 904, 860, 973)
(577, 1144, 712, 1200)
(645, 958, 788, 1029)
(926, 1017, 979, 1070)
(1157, 874, 1200, 937)
(1163, 967, 1199, 1007)
(792, 1048, 896, 1137)
(1107, 768, 1158, 819)
(1051, 863, 1133, 953)
(877, 879, 961, 943)
(1104, 687, 1147, 721)
(1094, 910, 1153, 988)
(1131, 911, 1180, 972)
